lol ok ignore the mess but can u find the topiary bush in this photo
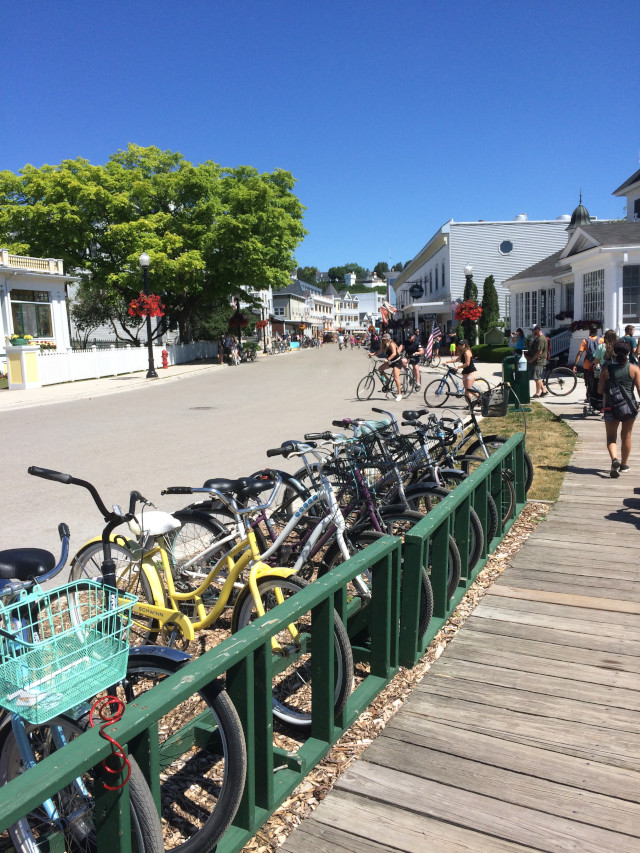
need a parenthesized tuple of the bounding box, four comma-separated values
(473, 344, 513, 363)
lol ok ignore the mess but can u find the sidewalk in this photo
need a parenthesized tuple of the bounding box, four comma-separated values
(0, 359, 227, 411)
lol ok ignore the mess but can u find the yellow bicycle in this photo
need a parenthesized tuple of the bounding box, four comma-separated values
(70, 475, 353, 729)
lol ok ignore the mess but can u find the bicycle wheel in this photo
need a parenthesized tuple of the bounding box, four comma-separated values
(0, 716, 164, 853)
(357, 373, 376, 400)
(472, 377, 491, 396)
(117, 653, 248, 853)
(545, 366, 577, 396)
(401, 370, 414, 397)
(165, 512, 234, 619)
(230, 574, 353, 729)
(430, 354, 441, 368)
(69, 541, 161, 645)
(464, 436, 534, 494)
(423, 377, 451, 407)
(321, 529, 433, 641)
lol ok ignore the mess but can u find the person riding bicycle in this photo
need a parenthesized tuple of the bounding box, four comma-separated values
(402, 329, 424, 391)
(447, 339, 479, 403)
(371, 333, 403, 401)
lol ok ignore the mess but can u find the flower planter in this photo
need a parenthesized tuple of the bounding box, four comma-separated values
(10, 339, 29, 346)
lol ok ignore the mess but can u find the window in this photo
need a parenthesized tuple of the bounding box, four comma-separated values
(634, 199, 640, 221)
(547, 288, 555, 322)
(622, 265, 640, 322)
(504, 295, 511, 328)
(429, 271, 433, 293)
(441, 261, 446, 290)
(583, 269, 604, 322)
(566, 285, 574, 315)
(515, 293, 523, 326)
(10, 289, 53, 337)
(523, 292, 531, 327)
(435, 266, 439, 289)
(274, 306, 285, 317)
(531, 291, 537, 325)
(500, 240, 514, 255)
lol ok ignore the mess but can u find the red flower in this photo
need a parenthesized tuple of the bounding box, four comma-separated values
(454, 299, 483, 322)
(128, 293, 165, 318)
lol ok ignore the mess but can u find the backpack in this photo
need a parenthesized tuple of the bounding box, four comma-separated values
(586, 336, 599, 358)
(606, 364, 638, 421)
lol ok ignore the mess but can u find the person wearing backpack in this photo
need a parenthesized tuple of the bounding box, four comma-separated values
(574, 324, 603, 399)
(597, 340, 640, 477)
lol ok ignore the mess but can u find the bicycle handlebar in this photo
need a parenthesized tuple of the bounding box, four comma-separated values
(304, 432, 335, 442)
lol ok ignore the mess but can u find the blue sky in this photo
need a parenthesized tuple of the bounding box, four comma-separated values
(3, 0, 639, 271)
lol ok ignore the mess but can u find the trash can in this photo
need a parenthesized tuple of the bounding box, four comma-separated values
(503, 353, 530, 406)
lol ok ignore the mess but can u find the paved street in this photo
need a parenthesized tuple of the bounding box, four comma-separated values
(1, 346, 508, 552)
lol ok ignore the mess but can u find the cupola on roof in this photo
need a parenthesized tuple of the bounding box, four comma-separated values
(568, 193, 591, 229)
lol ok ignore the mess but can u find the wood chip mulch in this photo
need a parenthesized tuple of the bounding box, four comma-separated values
(243, 500, 549, 852)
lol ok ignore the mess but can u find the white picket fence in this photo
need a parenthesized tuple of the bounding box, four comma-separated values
(36, 342, 217, 386)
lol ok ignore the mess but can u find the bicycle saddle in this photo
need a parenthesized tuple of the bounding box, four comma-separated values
(129, 511, 181, 538)
(202, 477, 275, 500)
(0, 548, 56, 581)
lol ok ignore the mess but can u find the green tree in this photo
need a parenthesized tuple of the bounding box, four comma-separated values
(479, 274, 500, 335)
(373, 261, 389, 278)
(391, 261, 404, 271)
(296, 265, 318, 284)
(327, 263, 366, 283)
(0, 145, 306, 343)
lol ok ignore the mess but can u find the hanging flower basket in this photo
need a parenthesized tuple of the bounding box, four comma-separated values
(128, 293, 165, 318)
(454, 300, 483, 322)
(229, 312, 248, 328)
(255, 319, 269, 330)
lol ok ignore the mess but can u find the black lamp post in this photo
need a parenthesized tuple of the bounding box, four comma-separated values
(463, 263, 474, 344)
(261, 305, 267, 354)
(139, 252, 158, 378)
(234, 298, 242, 351)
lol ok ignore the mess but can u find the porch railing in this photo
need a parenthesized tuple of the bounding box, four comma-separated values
(0, 435, 527, 851)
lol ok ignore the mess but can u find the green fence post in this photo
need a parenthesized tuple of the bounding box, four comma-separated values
(311, 595, 336, 743)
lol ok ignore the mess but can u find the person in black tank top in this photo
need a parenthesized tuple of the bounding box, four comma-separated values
(597, 340, 640, 477)
(448, 339, 479, 403)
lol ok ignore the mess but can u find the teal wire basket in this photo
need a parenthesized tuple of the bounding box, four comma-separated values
(0, 580, 137, 724)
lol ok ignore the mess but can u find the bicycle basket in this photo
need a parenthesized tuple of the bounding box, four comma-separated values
(480, 384, 509, 418)
(0, 580, 137, 724)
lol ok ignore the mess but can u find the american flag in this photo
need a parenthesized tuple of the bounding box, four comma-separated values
(425, 322, 442, 359)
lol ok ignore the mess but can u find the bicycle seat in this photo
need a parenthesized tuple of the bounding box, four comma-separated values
(129, 511, 181, 538)
(0, 548, 56, 581)
(202, 477, 275, 500)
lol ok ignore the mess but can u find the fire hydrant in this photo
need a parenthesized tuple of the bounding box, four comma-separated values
(161, 349, 169, 369)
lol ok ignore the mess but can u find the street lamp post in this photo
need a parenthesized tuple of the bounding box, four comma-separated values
(234, 298, 242, 351)
(463, 263, 474, 344)
(139, 252, 158, 379)
(261, 306, 267, 354)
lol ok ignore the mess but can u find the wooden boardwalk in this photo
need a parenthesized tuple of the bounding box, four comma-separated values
(280, 395, 640, 852)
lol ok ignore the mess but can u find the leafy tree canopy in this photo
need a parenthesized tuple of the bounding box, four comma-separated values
(327, 263, 367, 283)
(0, 144, 306, 342)
(391, 261, 404, 271)
(373, 261, 389, 278)
(296, 265, 318, 284)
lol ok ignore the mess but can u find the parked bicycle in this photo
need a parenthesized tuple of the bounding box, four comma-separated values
(422, 365, 492, 407)
(542, 356, 578, 396)
(357, 359, 413, 401)
(16, 467, 248, 853)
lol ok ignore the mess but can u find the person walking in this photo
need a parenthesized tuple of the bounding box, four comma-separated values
(448, 331, 457, 357)
(597, 340, 640, 477)
(447, 339, 479, 403)
(528, 325, 549, 398)
(620, 325, 639, 366)
(573, 324, 603, 399)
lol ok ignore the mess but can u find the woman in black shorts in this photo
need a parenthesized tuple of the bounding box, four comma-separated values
(372, 333, 403, 401)
(448, 339, 479, 403)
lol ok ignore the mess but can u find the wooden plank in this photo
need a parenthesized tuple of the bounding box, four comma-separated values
(335, 762, 638, 853)
(517, 534, 640, 556)
(472, 601, 640, 642)
(278, 819, 401, 853)
(303, 790, 534, 852)
(509, 553, 640, 577)
(487, 584, 640, 615)
(475, 592, 640, 629)
(507, 568, 640, 591)
(501, 573, 640, 601)
(440, 632, 640, 694)
(384, 714, 640, 802)
(425, 667, 640, 730)
(364, 737, 640, 835)
(463, 617, 640, 668)
(402, 691, 640, 769)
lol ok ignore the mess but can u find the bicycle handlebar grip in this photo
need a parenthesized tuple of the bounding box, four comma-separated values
(304, 432, 332, 442)
(401, 421, 417, 427)
(266, 447, 287, 457)
(28, 466, 73, 485)
(332, 419, 351, 428)
(161, 486, 194, 494)
(58, 522, 70, 540)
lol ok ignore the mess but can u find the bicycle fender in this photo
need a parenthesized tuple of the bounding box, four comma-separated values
(72, 532, 138, 561)
(139, 558, 168, 607)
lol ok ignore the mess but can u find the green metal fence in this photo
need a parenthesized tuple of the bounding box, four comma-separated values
(0, 434, 526, 851)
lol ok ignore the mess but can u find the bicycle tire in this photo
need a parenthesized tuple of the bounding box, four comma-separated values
(501, 473, 516, 526)
(464, 436, 534, 494)
(472, 377, 492, 396)
(401, 370, 414, 397)
(423, 377, 451, 407)
(321, 529, 433, 641)
(545, 366, 577, 396)
(117, 653, 248, 853)
(230, 574, 353, 729)
(69, 540, 162, 645)
(357, 373, 376, 400)
(0, 716, 164, 853)
(430, 354, 441, 368)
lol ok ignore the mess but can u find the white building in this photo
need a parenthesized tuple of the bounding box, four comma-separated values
(1, 250, 75, 361)
(391, 216, 572, 332)
(506, 168, 640, 361)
